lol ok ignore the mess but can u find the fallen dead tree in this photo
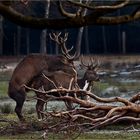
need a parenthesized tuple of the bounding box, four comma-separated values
(24, 84, 140, 132)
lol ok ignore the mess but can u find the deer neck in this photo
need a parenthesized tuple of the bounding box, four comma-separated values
(78, 74, 90, 89)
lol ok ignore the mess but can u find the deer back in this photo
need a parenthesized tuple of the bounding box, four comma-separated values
(31, 70, 75, 91)
(9, 54, 76, 89)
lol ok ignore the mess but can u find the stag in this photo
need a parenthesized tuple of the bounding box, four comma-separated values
(30, 57, 99, 120)
(78, 57, 99, 90)
(8, 32, 79, 121)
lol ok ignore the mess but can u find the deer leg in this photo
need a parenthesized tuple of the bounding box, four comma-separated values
(65, 101, 73, 110)
(13, 91, 26, 122)
(36, 99, 46, 121)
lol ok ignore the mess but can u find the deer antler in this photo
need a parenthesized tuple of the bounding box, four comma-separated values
(80, 56, 99, 69)
(49, 32, 62, 45)
(49, 32, 80, 61)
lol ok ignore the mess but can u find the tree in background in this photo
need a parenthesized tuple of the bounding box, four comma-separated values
(40, 0, 50, 54)
(0, 15, 3, 55)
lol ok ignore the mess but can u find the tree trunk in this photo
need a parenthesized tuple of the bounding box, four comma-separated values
(40, 0, 50, 54)
(0, 16, 3, 55)
(102, 26, 107, 53)
(75, 0, 89, 56)
(85, 26, 90, 54)
(17, 26, 21, 55)
(122, 31, 126, 54)
(13, 33, 16, 55)
(117, 10, 121, 53)
(26, 28, 30, 54)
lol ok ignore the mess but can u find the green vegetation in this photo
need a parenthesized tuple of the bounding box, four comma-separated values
(0, 81, 8, 99)
(0, 133, 41, 140)
(93, 82, 110, 92)
(76, 132, 140, 140)
(0, 129, 140, 140)
(0, 103, 13, 114)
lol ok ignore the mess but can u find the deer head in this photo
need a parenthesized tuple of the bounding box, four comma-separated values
(80, 56, 100, 82)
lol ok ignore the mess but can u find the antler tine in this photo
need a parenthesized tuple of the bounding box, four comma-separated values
(58, 33, 76, 60)
(49, 33, 53, 40)
(91, 57, 98, 69)
(87, 57, 94, 67)
(80, 55, 88, 68)
(49, 32, 62, 44)
(58, 32, 68, 44)
(97, 59, 100, 67)
(64, 32, 68, 42)
(50, 32, 80, 61)
(61, 45, 74, 57)
(67, 45, 74, 53)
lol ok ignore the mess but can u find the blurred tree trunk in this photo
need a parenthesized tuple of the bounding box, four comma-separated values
(122, 31, 126, 54)
(117, 10, 121, 53)
(26, 28, 30, 54)
(0, 16, 3, 55)
(101, 1, 107, 54)
(75, 0, 89, 56)
(40, 0, 50, 54)
(17, 26, 21, 55)
(13, 33, 16, 55)
(85, 26, 89, 54)
(102, 26, 107, 53)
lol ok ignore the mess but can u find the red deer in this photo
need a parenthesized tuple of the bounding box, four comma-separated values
(8, 32, 79, 121)
(30, 57, 99, 120)
(78, 57, 99, 90)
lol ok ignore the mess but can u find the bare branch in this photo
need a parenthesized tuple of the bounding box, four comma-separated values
(58, 1, 76, 18)
(67, 0, 130, 11)
(42, 73, 58, 89)
(1, 1, 140, 29)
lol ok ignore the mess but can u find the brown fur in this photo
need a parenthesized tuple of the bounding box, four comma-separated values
(8, 54, 76, 121)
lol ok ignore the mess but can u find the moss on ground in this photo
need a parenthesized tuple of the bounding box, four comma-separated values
(0, 81, 8, 99)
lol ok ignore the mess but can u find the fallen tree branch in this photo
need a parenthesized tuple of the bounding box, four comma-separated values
(23, 83, 140, 132)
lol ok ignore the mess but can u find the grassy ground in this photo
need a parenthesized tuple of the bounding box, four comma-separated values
(0, 125, 140, 140)
(0, 113, 140, 140)
(0, 131, 140, 140)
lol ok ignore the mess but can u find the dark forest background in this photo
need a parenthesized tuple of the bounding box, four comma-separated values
(1, 1, 140, 56)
